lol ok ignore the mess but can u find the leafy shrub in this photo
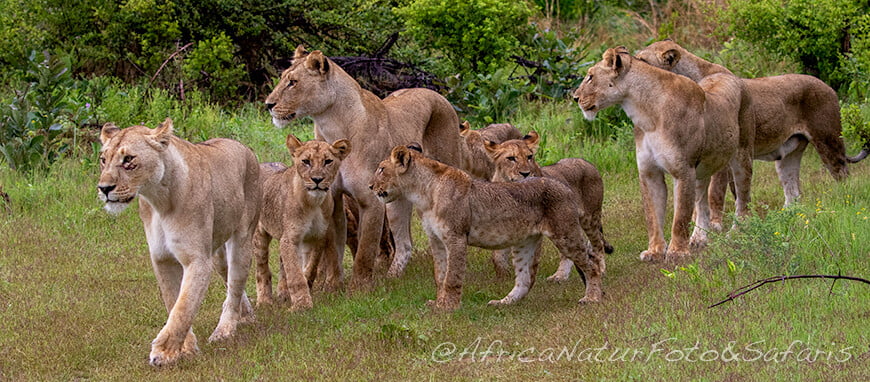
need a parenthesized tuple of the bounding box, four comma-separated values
(0, 52, 74, 173)
(514, 27, 592, 100)
(182, 33, 246, 102)
(721, 0, 867, 90)
(445, 69, 533, 125)
(840, 102, 870, 149)
(396, 0, 534, 74)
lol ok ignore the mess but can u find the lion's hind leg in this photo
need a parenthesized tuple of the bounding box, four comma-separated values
(489, 240, 541, 305)
(549, 230, 603, 304)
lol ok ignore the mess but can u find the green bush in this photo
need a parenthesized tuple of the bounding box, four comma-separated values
(0, 52, 74, 173)
(721, 0, 867, 90)
(396, 0, 534, 74)
(445, 69, 533, 125)
(182, 33, 246, 102)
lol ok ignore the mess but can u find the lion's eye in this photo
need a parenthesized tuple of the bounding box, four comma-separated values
(586, 75, 593, 82)
(507, 156, 517, 162)
(324, 159, 333, 165)
(287, 79, 297, 88)
(527, 155, 534, 161)
(122, 155, 135, 164)
(301, 159, 311, 166)
(99, 156, 106, 165)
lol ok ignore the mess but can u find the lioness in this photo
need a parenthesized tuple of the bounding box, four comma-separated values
(253, 135, 351, 310)
(265, 46, 464, 284)
(636, 40, 869, 227)
(574, 47, 744, 261)
(458, 121, 524, 180)
(485, 131, 612, 281)
(97, 118, 260, 366)
(369, 145, 604, 311)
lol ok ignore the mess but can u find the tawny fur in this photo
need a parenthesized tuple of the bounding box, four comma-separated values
(458, 121, 524, 180)
(485, 131, 612, 281)
(97, 118, 260, 367)
(264, 46, 464, 286)
(574, 47, 745, 261)
(369, 146, 604, 311)
(636, 40, 869, 229)
(253, 135, 350, 311)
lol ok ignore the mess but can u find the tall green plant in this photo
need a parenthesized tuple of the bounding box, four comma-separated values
(721, 0, 867, 90)
(396, 0, 534, 74)
(0, 52, 74, 173)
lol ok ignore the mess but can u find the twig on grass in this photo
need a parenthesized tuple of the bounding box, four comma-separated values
(0, 185, 10, 215)
(708, 274, 870, 308)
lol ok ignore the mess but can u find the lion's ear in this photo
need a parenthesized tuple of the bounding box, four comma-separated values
(306, 51, 330, 75)
(100, 123, 120, 144)
(661, 49, 680, 69)
(286, 134, 304, 155)
(390, 146, 413, 172)
(459, 121, 471, 136)
(604, 46, 631, 74)
(483, 140, 500, 156)
(523, 131, 540, 154)
(406, 142, 423, 153)
(294, 45, 309, 60)
(332, 139, 352, 160)
(151, 118, 174, 148)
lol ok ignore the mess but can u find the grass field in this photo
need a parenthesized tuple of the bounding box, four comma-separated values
(1, 102, 868, 380)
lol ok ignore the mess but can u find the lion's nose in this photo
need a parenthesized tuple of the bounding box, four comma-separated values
(311, 177, 323, 185)
(98, 185, 116, 196)
(519, 171, 531, 178)
(265, 102, 276, 111)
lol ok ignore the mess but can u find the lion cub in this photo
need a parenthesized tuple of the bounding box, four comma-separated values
(97, 118, 260, 366)
(485, 131, 612, 281)
(253, 135, 351, 310)
(458, 121, 524, 180)
(369, 145, 604, 311)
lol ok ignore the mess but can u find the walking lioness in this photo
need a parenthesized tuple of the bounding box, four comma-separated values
(369, 145, 604, 311)
(265, 46, 464, 286)
(574, 47, 745, 261)
(97, 118, 260, 366)
(253, 135, 351, 310)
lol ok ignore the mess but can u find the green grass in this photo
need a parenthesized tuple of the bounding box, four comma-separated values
(1, 102, 868, 380)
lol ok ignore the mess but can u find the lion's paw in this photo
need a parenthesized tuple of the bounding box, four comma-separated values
(149, 334, 196, 367)
(208, 323, 237, 343)
(639, 250, 664, 262)
(290, 296, 314, 312)
(546, 273, 569, 283)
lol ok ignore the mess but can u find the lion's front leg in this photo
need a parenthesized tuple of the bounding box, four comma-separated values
(667, 174, 695, 259)
(690, 177, 713, 252)
(349, 198, 386, 291)
(149, 256, 212, 367)
(637, 167, 668, 262)
(210, 235, 255, 342)
(707, 168, 730, 232)
(385, 198, 414, 278)
(279, 236, 313, 311)
(434, 236, 467, 311)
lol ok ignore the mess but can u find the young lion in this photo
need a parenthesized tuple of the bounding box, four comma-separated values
(253, 135, 351, 310)
(458, 121, 524, 180)
(97, 118, 260, 366)
(574, 47, 744, 261)
(265, 46, 465, 284)
(369, 145, 604, 311)
(636, 40, 869, 226)
(485, 131, 612, 281)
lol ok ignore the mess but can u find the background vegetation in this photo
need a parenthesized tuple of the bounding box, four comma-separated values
(0, 0, 868, 380)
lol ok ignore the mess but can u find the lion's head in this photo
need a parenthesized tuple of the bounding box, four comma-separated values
(485, 131, 541, 182)
(286, 134, 351, 197)
(634, 40, 683, 71)
(97, 118, 175, 214)
(265, 46, 336, 128)
(573, 46, 633, 121)
(369, 145, 418, 204)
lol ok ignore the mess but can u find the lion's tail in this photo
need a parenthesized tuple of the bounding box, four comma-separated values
(846, 141, 870, 164)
